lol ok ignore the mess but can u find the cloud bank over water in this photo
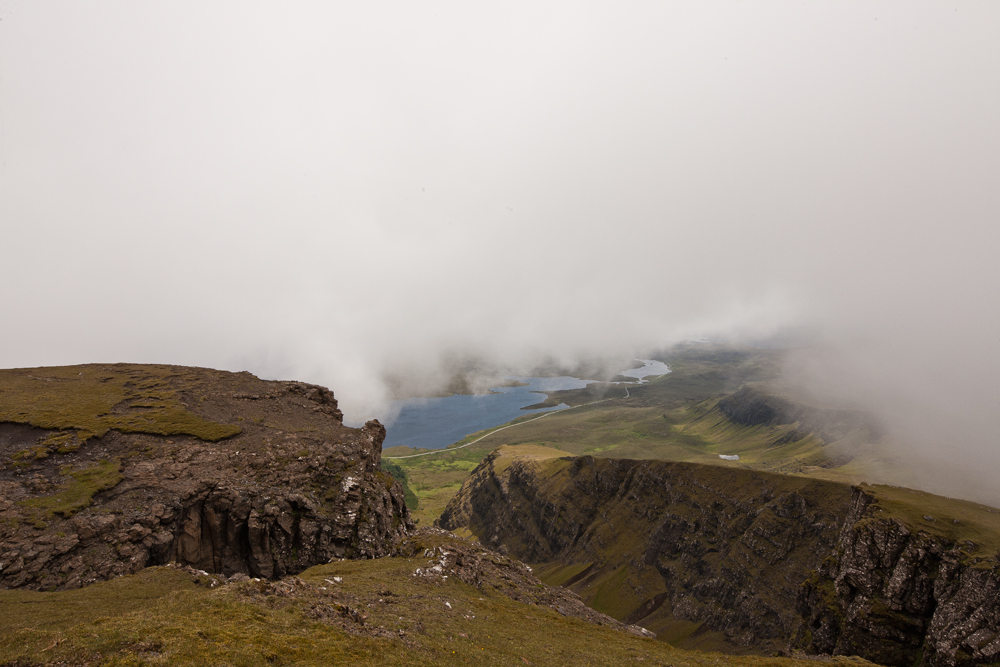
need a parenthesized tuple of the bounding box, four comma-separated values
(1, 3, 997, 498)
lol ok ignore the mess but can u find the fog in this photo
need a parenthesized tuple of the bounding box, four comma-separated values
(1, 3, 997, 500)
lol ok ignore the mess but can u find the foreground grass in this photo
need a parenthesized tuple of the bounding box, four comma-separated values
(0, 539, 865, 667)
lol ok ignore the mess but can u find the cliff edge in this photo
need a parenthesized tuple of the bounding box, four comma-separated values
(0, 364, 412, 590)
(439, 446, 1000, 666)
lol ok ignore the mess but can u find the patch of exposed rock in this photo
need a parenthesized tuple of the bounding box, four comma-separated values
(395, 528, 655, 639)
(0, 365, 411, 591)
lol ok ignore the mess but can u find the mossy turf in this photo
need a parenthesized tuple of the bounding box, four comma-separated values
(0, 553, 873, 667)
(380, 460, 419, 510)
(864, 483, 1000, 556)
(0, 364, 241, 443)
(18, 459, 123, 519)
(0, 566, 203, 633)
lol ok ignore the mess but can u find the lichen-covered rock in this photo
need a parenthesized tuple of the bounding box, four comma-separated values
(0, 364, 411, 590)
(797, 487, 1000, 667)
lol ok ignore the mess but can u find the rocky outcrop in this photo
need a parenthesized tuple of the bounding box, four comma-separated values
(0, 365, 411, 590)
(394, 527, 655, 638)
(798, 488, 1000, 667)
(438, 449, 853, 654)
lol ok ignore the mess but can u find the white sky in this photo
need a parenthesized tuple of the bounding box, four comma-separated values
(2, 2, 998, 498)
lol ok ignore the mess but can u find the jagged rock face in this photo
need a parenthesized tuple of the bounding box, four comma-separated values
(438, 450, 853, 654)
(798, 488, 1000, 667)
(0, 365, 411, 590)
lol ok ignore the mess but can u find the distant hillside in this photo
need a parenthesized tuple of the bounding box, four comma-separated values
(385, 342, 892, 525)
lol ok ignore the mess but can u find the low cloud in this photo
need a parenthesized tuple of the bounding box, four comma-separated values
(1, 3, 997, 500)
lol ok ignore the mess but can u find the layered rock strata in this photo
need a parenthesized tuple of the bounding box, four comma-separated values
(798, 488, 1000, 667)
(0, 365, 411, 590)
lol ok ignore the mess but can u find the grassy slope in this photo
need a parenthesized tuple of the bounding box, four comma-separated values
(864, 483, 1000, 556)
(0, 364, 241, 443)
(0, 548, 874, 667)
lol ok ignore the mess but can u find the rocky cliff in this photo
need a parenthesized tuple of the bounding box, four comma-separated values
(438, 446, 854, 654)
(439, 447, 1000, 666)
(0, 364, 411, 590)
(798, 487, 1000, 667)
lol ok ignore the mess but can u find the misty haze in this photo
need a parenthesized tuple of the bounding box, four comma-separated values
(1, 7, 998, 501)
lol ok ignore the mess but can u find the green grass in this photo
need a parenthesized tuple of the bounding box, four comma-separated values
(18, 459, 123, 519)
(0, 364, 241, 444)
(380, 460, 419, 510)
(589, 565, 632, 619)
(0, 566, 202, 632)
(0, 545, 873, 667)
(864, 483, 1000, 555)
